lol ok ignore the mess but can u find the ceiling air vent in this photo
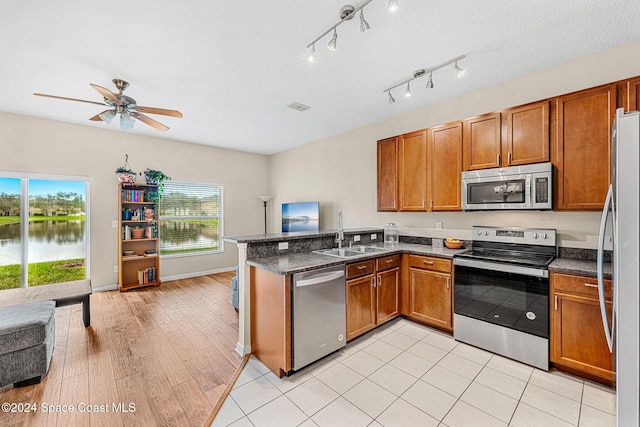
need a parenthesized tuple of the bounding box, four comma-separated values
(287, 102, 311, 112)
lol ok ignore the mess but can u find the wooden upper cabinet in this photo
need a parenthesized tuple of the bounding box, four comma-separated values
(398, 129, 428, 211)
(463, 112, 502, 171)
(503, 100, 550, 166)
(428, 121, 462, 211)
(552, 84, 615, 210)
(377, 137, 398, 211)
(619, 77, 640, 112)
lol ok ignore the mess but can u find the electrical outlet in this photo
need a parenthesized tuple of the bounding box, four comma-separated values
(278, 241, 289, 250)
(371, 233, 377, 240)
(354, 235, 361, 242)
(113, 265, 118, 273)
(112, 220, 118, 228)
(436, 221, 443, 231)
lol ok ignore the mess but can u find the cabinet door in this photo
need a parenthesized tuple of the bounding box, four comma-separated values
(346, 275, 377, 341)
(503, 101, 550, 166)
(551, 292, 614, 382)
(377, 268, 399, 324)
(553, 84, 615, 210)
(377, 137, 398, 211)
(398, 130, 427, 211)
(408, 268, 452, 331)
(620, 77, 640, 112)
(463, 112, 502, 171)
(428, 121, 462, 211)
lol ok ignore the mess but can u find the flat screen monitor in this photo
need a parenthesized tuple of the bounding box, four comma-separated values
(282, 202, 319, 232)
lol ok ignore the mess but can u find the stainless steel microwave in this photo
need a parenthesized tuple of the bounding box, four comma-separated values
(462, 162, 552, 211)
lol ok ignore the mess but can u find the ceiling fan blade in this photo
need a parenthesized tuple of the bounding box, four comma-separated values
(90, 110, 117, 123)
(89, 112, 105, 121)
(134, 106, 183, 118)
(130, 111, 169, 131)
(89, 84, 119, 103)
(33, 93, 106, 106)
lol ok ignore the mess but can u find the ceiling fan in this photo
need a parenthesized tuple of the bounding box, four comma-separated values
(34, 79, 183, 132)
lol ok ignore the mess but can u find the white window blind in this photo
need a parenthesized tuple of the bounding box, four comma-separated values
(158, 182, 223, 256)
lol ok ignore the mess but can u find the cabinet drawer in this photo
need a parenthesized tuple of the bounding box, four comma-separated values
(551, 272, 612, 299)
(346, 260, 375, 279)
(408, 255, 451, 273)
(376, 254, 401, 272)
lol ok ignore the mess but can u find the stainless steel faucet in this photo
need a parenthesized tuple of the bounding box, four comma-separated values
(336, 210, 344, 248)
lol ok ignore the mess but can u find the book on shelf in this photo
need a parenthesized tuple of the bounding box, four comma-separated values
(137, 267, 157, 284)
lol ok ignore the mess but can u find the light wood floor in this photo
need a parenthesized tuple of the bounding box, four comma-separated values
(0, 272, 242, 427)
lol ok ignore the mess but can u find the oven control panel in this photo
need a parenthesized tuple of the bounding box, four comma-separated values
(472, 226, 556, 246)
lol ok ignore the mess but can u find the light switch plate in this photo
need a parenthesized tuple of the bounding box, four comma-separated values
(354, 235, 361, 242)
(278, 242, 289, 250)
(436, 221, 443, 231)
(371, 233, 377, 240)
(112, 220, 119, 228)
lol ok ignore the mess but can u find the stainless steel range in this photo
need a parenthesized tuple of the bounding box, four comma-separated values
(453, 226, 557, 370)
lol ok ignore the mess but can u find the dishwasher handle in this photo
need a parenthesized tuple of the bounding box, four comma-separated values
(296, 270, 345, 288)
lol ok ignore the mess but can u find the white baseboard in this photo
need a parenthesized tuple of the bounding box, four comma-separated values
(92, 284, 118, 292)
(235, 342, 251, 356)
(161, 266, 236, 283)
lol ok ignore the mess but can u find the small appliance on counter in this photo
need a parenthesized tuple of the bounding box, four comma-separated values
(384, 223, 399, 245)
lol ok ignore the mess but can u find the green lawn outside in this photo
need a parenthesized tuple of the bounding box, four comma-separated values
(0, 215, 86, 225)
(0, 259, 86, 290)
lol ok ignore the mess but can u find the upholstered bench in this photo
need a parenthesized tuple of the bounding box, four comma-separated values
(0, 301, 56, 388)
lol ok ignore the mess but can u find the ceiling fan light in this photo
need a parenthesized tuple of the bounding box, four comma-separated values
(98, 110, 116, 124)
(388, 0, 399, 13)
(327, 29, 338, 51)
(120, 111, 135, 130)
(308, 44, 316, 63)
(454, 60, 466, 78)
(360, 9, 371, 33)
(404, 82, 412, 97)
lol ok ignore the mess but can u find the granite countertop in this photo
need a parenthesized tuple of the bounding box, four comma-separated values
(247, 242, 467, 275)
(549, 258, 612, 279)
(224, 228, 383, 244)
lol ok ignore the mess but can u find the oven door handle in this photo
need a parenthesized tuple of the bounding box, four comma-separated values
(454, 257, 548, 278)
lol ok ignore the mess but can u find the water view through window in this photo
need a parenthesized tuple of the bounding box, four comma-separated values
(0, 176, 87, 289)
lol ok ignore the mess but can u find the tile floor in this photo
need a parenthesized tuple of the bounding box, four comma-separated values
(211, 318, 616, 427)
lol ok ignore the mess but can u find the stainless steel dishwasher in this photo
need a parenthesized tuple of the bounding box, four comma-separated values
(292, 264, 346, 371)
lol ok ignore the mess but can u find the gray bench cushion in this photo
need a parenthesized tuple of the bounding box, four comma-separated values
(0, 301, 56, 355)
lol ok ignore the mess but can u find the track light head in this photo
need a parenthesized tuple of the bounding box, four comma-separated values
(404, 82, 411, 97)
(327, 29, 338, 51)
(388, 0, 399, 13)
(308, 44, 316, 63)
(360, 9, 371, 33)
(426, 72, 434, 89)
(388, 91, 395, 104)
(454, 60, 466, 78)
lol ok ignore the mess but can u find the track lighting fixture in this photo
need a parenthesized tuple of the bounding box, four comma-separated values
(454, 60, 466, 78)
(306, 1, 398, 59)
(383, 55, 466, 103)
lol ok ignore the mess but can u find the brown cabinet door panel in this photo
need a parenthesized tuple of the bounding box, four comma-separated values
(346, 275, 377, 340)
(463, 112, 502, 170)
(429, 121, 463, 211)
(377, 268, 399, 324)
(504, 101, 550, 166)
(398, 130, 428, 211)
(409, 268, 452, 330)
(377, 137, 398, 211)
(553, 84, 615, 210)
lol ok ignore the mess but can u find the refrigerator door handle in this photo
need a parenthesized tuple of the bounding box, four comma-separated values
(597, 184, 614, 352)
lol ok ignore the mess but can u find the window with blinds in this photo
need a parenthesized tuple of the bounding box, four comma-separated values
(158, 182, 223, 256)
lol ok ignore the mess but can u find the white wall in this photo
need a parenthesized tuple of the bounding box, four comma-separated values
(0, 112, 270, 288)
(270, 40, 640, 248)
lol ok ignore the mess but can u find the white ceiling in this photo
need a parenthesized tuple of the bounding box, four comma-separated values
(2, 1, 639, 155)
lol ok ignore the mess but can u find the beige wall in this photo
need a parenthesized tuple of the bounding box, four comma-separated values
(0, 112, 270, 289)
(270, 40, 640, 248)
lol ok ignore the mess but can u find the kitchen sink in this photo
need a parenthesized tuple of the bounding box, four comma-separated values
(313, 246, 390, 258)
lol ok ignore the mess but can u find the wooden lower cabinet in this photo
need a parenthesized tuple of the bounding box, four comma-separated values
(405, 255, 453, 332)
(550, 272, 614, 384)
(346, 255, 400, 341)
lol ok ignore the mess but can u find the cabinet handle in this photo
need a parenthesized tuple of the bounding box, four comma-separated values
(497, 153, 501, 166)
(584, 283, 598, 288)
(357, 265, 367, 270)
(423, 260, 434, 265)
(422, 200, 426, 209)
(430, 200, 434, 209)
(386, 259, 394, 263)
(393, 200, 396, 210)
(554, 295, 558, 311)
(446, 277, 450, 289)
(507, 152, 512, 165)
(371, 278, 376, 288)
(377, 276, 381, 287)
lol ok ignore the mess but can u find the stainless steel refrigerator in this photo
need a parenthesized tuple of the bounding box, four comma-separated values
(597, 107, 639, 426)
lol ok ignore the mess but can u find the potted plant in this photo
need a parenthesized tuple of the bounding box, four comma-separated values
(116, 154, 136, 183)
(131, 226, 145, 239)
(122, 207, 133, 220)
(143, 169, 171, 193)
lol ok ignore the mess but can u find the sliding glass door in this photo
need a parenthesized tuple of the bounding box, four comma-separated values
(0, 174, 88, 289)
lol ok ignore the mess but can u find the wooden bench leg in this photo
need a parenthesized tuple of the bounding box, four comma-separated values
(82, 294, 91, 327)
